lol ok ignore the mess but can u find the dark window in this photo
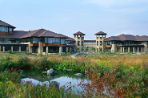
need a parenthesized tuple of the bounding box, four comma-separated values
(0, 26, 9, 32)
(82, 42, 84, 46)
(100, 41, 102, 46)
(77, 41, 80, 46)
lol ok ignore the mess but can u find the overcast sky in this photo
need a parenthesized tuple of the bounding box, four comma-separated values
(0, 0, 148, 39)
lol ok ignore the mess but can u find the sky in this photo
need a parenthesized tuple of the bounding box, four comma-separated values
(0, 0, 148, 39)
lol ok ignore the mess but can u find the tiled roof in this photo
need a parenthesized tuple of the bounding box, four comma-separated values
(21, 29, 67, 38)
(95, 31, 107, 35)
(74, 31, 85, 35)
(0, 29, 73, 40)
(0, 30, 27, 39)
(58, 34, 75, 41)
(0, 20, 15, 28)
(106, 34, 148, 41)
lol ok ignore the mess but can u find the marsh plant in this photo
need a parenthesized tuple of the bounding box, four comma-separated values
(0, 53, 147, 98)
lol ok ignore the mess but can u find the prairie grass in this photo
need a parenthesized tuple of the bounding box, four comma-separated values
(0, 53, 147, 97)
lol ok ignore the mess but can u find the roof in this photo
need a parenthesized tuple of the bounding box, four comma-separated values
(74, 31, 85, 35)
(0, 20, 15, 28)
(106, 34, 148, 41)
(0, 29, 73, 40)
(21, 29, 67, 38)
(0, 30, 27, 39)
(58, 34, 75, 41)
(95, 31, 107, 35)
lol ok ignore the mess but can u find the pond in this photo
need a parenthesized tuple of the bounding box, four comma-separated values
(21, 76, 90, 94)
(51, 76, 89, 93)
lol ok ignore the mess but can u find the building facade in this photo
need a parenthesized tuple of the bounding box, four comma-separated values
(0, 20, 75, 54)
(74, 31, 148, 53)
(0, 20, 148, 54)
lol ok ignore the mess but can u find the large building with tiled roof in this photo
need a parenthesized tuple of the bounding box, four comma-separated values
(74, 31, 148, 53)
(0, 20, 75, 54)
(0, 20, 148, 54)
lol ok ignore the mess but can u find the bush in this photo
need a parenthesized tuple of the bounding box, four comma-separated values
(0, 71, 20, 82)
(17, 56, 32, 70)
(0, 56, 17, 71)
(34, 57, 52, 70)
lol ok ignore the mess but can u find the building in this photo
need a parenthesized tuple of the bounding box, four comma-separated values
(0, 20, 75, 54)
(105, 34, 148, 53)
(0, 20, 148, 54)
(74, 31, 148, 53)
(74, 31, 85, 52)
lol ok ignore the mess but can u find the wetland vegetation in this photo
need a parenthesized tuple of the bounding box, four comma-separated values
(0, 53, 147, 98)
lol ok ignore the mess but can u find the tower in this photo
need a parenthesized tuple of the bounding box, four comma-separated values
(74, 31, 85, 52)
(95, 31, 107, 52)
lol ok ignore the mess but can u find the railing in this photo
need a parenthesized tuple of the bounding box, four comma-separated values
(0, 42, 29, 45)
(118, 44, 144, 46)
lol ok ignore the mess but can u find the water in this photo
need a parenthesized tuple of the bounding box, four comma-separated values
(51, 76, 89, 93)
(21, 76, 89, 94)
(21, 76, 111, 96)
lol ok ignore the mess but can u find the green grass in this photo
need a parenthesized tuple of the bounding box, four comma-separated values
(0, 53, 147, 98)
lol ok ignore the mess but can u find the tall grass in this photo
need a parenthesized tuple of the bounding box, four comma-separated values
(0, 81, 81, 98)
(0, 53, 147, 97)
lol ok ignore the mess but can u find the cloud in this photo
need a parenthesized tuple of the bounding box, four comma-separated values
(85, 0, 116, 7)
(84, 0, 148, 8)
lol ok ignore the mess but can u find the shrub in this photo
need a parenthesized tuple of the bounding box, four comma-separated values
(0, 71, 20, 82)
(17, 56, 32, 70)
(34, 57, 52, 70)
(0, 56, 17, 71)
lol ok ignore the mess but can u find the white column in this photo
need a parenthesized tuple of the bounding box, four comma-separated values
(46, 46, 48, 54)
(133, 47, 136, 53)
(28, 43, 32, 53)
(120, 47, 122, 53)
(3, 46, 5, 52)
(128, 47, 130, 53)
(137, 47, 139, 53)
(38, 42, 43, 54)
(66, 47, 69, 53)
(19, 46, 21, 52)
(144, 42, 148, 53)
(123, 47, 125, 53)
(111, 44, 116, 53)
(59, 46, 63, 54)
(29, 47, 32, 53)
(11, 46, 14, 52)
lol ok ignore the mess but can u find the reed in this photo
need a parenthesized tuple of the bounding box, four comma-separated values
(0, 53, 147, 97)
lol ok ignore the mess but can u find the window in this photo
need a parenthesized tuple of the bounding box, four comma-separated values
(0, 26, 9, 32)
(82, 37, 84, 40)
(9, 28, 13, 32)
(55, 38, 60, 44)
(100, 41, 103, 46)
(97, 41, 99, 46)
(33, 38, 39, 43)
(47, 38, 55, 44)
(61, 39, 65, 44)
(82, 42, 84, 46)
(77, 41, 80, 46)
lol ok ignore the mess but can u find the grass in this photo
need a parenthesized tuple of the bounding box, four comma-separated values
(0, 52, 147, 97)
